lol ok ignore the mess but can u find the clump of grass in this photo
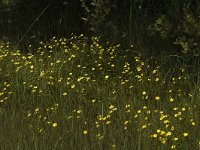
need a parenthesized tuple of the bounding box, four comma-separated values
(0, 35, 199, 149)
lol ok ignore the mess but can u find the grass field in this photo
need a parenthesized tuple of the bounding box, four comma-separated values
(0, 35, 199, 150)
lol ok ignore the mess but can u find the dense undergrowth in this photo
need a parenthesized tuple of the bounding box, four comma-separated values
(0, 34, 200, 150)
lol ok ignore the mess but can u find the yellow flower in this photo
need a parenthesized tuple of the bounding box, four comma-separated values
(71, 84, 75, 89)
(92, 99, 96, 103)
(152, 134, 158, 138)
(109, 105, 114, 109)
(142, 125, 147, 129)
(165, 131, 172, 136)
(174, 114, 178, 117)
(106, 121, 111, 124)
(155, 96, 160, 101)
(143, 106, 147, 109)
(111, 64, 115, 67)
(169, 97, 174, 102)
(77, 110, 82, 114)
(103, 117, 107, 121)
(112, 144, 116, 148)
(188, 93, 192, 97)
(173, 137, 178, 141)
(161, 139, 166, 144)
(30, 65, 34, 69)
(173, 107, 178, 110)
(182, 108, 186, 111)
(164, 120, 170, 124)
(124, 121, 129, 125)
(183, 133, 188, 137)
(105, 75, 109, 79)
(62, 92, 67, 96)
(171, 145, 176, 149)
(125, 104, 131, 108)
(56, 60, 61, 63)
(52, 123, 58, 127)
(77, 77, 84, 82)
(191, 122, 196, 126)
(171, 126, 175, 131)
(83, 130, 88, 135)
(157, 129, 161, 133)
(142, 91, 146, 95)
(160, 131, 165, 135)
(137, 67, 142, 71)
(126, 109, 131, 113)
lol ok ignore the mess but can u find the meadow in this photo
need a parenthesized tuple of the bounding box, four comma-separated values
(0, 34, 199, 150)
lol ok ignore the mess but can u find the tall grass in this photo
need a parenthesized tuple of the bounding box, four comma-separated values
(0, 35, 199, 149)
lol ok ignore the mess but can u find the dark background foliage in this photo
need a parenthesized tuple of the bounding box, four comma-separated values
(0, 0, 85, 48)
(0, 0, 200, 56)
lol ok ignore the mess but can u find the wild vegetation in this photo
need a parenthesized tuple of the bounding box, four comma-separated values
(0, 0, 200, 149)
(0, 35, 199, 149)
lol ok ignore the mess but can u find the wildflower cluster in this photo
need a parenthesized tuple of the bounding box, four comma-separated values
(0, 35, 199, 149)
